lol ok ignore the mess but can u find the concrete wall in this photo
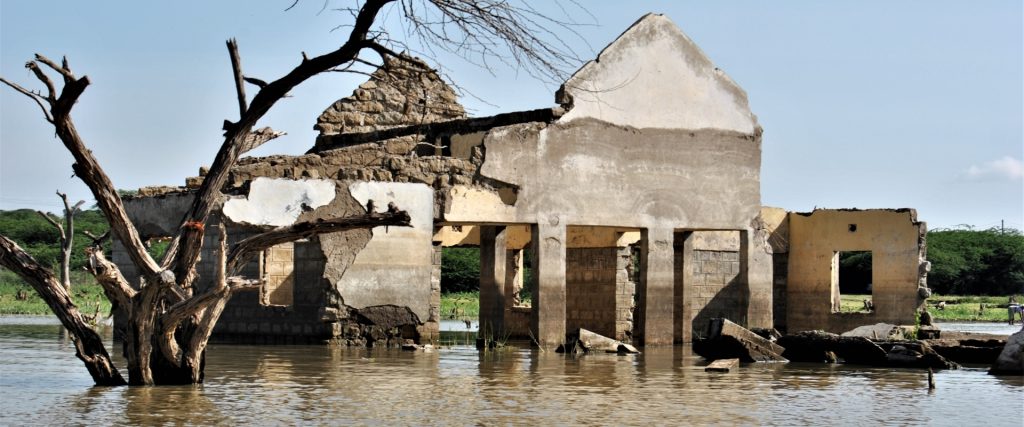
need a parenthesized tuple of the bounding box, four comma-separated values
(339, 182, 435, 324)
(440, 14, 763, 347)
(115, 179, 439, 345)
(786, 209, 927, 333)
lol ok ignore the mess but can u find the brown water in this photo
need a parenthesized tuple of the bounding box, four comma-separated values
(1, 317, 1021, 426)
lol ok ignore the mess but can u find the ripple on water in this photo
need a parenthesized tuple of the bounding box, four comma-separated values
(1, 319, 1021, 425)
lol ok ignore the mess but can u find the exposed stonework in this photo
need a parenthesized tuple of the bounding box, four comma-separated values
(315, 54, 464, 136)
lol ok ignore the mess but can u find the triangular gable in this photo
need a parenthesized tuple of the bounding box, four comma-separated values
(557, 13, 758, 134)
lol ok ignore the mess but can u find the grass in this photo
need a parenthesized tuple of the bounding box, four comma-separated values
(0, 269, 111, 316)
(840, 293, 1019, 322)
(440, 291, 480, 320)
(4, 266, 1016, 325)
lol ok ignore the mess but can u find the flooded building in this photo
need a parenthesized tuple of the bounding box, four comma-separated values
(113, 14, 929, 347)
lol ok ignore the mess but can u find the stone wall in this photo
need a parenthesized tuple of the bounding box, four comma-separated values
(315, 54, 464, 137)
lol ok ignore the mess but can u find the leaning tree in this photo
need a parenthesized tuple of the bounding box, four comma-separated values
(0, 0, 583, 386)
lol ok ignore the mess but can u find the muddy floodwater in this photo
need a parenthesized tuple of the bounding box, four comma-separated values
(1, 317, 1021, 426)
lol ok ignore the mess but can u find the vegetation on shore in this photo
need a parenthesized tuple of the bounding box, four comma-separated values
(839, 293, 1020, 322)
(0, 269, 110, 316)
(2, 208, 1020, 324)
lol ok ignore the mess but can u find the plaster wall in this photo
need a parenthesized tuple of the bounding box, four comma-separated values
(786, 209, 926, 333)
(559, 14, 757, 134)
(339, 182, 435, 322)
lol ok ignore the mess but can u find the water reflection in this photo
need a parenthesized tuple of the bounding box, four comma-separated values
(1, 317, 1021, 425)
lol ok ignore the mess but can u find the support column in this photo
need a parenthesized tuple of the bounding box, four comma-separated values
(479, 226, 508, 337)
(742, 229, 774, 329)
(530, 220, 566, 348)
(676, 231, 694, 343)
(505, 249, 524, 310)
(638, 227, 674, 346)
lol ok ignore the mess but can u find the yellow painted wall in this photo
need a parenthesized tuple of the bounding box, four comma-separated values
(787, 209, 925, 333)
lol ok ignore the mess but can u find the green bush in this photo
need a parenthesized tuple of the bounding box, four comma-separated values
(927, 227, 1024, 295)
(441, 247, 480, 293)
(0, 208, 110, 270)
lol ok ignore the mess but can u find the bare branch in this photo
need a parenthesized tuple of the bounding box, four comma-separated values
(0, 77, 54, 122)
(83, 230, 111, 247)
(85, 247, 136, 311)
(163, 0, 396, 285)
(227, 39, 248, 117)
(226, 209, 411, 274)
(34, 54, 76, 82)
(0, 235, 126, 386)
(241, 127, 286, 154)
(3, 53, 162, 279)
(36, 210, 63, 232)
(25, 61, 56, 101)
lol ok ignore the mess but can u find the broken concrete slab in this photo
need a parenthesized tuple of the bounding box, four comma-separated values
(777, 330, 888, 365)
(989, 328, 1024, 375)
(876, 341, 959, 370)
(926, 338, 1006, 365)
(841, 323, 905, 340)
(558, 328, 639, 354)
(705, 358, 740, 372)
(578, 328, 640, 354)
(693, 318, 787, 363)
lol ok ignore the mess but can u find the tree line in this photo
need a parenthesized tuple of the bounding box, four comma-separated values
(6, 210, 1020, 297)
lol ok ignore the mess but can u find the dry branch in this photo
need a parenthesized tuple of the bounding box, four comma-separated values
(226, 209, 411, 274)
(0, 236, 126, 385)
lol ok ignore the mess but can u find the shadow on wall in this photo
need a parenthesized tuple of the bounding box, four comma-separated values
(692, 276, 749, 340)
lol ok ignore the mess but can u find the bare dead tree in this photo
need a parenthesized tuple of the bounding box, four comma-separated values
(36, 191, 85, 292)
(0, 0, 584, 387)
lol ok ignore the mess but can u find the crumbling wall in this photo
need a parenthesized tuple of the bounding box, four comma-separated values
(786, 209, 928, 334)
(315, 54, 464, 138)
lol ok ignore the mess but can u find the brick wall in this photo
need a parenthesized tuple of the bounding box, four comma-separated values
(214, 236, 334, 343)
(564, 247, 635, 341)
(262, 242, 295, 306)
(687, 249, 745, 339)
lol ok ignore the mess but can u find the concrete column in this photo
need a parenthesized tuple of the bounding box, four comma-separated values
(742, 229, 774, 329)
(479, 226, 508, 336)
(529, 220, 566, 348)
(638, 227, 674, 346)
(505, 249, 524, 310)
(676, 231, 694, 343)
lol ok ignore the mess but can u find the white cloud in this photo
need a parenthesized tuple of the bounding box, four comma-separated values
(966, 156, 1024, 181)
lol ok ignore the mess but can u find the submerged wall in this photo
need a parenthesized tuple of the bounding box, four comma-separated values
(786, 209, 928, 333)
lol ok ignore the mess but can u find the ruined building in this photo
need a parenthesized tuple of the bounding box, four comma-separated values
(113, 14, 930, 347)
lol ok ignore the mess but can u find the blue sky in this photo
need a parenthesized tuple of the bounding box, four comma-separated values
(1, 1, 1021, 230)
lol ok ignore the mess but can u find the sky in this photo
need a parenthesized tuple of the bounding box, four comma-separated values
(1, 1, 1021, 230)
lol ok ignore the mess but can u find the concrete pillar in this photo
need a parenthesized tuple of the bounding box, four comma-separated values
(530, 220, 566, 348)
(479, 226, 508, 336)
(505, 249, 524, 310)
(675, 231, 694, 343)
(638, 227, 674, 346)
(742, 229, 774, 329)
